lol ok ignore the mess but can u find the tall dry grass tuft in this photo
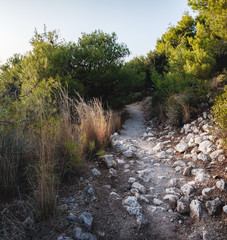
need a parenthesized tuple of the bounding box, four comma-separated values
(0, 132, 27, 195)
(36, 123, 57, 220)
(0, 155, 18, 194)
(181, 102, 190, 123)
(56, 90, 83, 176)
(75, 97, 120, 152)
(0, 88, 121, 220)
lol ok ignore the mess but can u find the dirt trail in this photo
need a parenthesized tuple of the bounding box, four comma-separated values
(3, 102, 225, 240)
(103, 103, 187, 239)
(90, 102, 226, 240)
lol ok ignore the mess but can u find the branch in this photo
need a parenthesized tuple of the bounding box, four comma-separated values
(19, 72, 41, 99)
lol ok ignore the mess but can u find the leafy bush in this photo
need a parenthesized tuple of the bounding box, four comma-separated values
(212, 86, 227, 148)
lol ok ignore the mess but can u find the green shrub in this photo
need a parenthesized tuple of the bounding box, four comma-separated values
(212, 86, 227, 148)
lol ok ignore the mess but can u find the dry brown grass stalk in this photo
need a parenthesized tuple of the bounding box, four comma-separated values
(75, 97, 120, 151)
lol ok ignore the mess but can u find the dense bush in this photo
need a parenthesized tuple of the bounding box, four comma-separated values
(212, 86, 227, 148)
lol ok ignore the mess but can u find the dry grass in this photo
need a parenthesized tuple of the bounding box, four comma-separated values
(166, 93, 192, 126)
(0, 155, 18, 194)
(181, 102, 190, 123)
(36, 124, 57, 220)
(75, 96, 120, 152)
(0, 89, 121, 220)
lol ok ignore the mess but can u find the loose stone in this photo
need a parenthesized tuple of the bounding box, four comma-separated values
(128, 177, 136, 184)
(177, 197, 190, 214)
(123, 196, 142, 216)
(181, 184, 195, 197)
(201, 187, 215, 199)
(66, 213, 78, 222)
(223, 205, 227, 214)
(99, 155, 115, 168)
(175, 142, 189, 153)
(205, 197, 223, 216)
(190, 199, 202, 219)
(216, 180, 227, 191)
(153, 198, 163, 206)
(132, 182, 146, 194)
(91, 168, 101, 176)
(78, 212, 93, 231)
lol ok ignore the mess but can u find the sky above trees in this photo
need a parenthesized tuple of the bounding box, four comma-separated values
(0, 0, 194, 64)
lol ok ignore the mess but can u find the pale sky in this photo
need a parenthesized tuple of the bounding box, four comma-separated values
(0, 0, 194, 64)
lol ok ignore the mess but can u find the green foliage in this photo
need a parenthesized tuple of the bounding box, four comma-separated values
(143, 2, 227, 124)
(63, 140, 83, 167)
(212, 86, 227, 134)
(71, 30, 130, 101)
(188, 0, 227, 41)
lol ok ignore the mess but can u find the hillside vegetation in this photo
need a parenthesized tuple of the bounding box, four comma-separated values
(0, 0, 226, 221)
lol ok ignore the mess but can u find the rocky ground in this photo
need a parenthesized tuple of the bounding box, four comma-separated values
(1, 102, 227, 240)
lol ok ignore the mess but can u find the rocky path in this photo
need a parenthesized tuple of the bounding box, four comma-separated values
(7, 102, 225, 240)
(93, 102, 227, 240)
(110, 103, 188, 239)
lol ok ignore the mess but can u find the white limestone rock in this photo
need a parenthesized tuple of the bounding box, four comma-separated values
(153, 198, 163, 206)
(195, 172, 210, 182)
(100, 155, 115, 168)
(216, 180, 227, 191)
(123, 150, 134, 158)
(128, 177, 136, 184)
(223, 205, 227, 214)
(202, 187, 215, 199)
(123, 196, 142, 216)
(197, 152, 209, 161)
(91, 168, 101, 176)
(198, 140, 214, 154)
(175, 142, 189, 153)
(153, 142, 164, 152)
(218, 154, 225, 162)
(181, 184, 195, 197)
(156, 151, 166, 159)
(172, 160, 187, 168)
(190, 199, 202, 219)
(132, 182, 146, 194)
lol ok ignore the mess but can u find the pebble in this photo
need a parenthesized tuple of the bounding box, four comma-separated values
(85, 185, 96, 201)
(66, 213, 78, 222)
(197, 153, 209, 161)
(216, 180, 227, 191)
(123, 196, 142, 216)
(73, 227, 96, 240)
(131, 182, 146, 194)
(153, 198, 163, 206)
(175, 142, 189, 153)
(136, 213, 148, 227)
(57, 236, 73, 240)
(109, 168, 117, 176)
(205, 197, 223, 216)
(223, 205, 227, 214)
(183, 166, 192, 176)
(168, 178, 179, 187)
(181, 184, 195, 197)
(123, 150, 133, 158)
(91, 168, 101, 176)
(190, 199, 202, 219)
(128, 177, 136, 184)
(78, 212, 93, 231)
(100, 155, 115, 168)
(202, 187, 215, 199)
(177, 196, 190, 214)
